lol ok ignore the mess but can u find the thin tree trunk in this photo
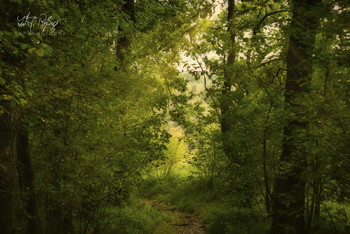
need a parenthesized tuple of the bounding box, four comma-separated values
(263, 104, 273, 216)
(220, 0, 236, 161)
(271, 0, 320, 233)
(314, 182, 321, 226)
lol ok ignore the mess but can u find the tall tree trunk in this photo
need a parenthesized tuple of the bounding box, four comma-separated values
(0, 108, 21, 233)
(17, 124, 42, 234)
(220, 0, 236, 161)
(271, 0, 320, 233)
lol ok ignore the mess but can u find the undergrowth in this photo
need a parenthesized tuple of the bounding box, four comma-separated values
(139, 174, 350, 234)
(100, 195, 172, 233)
(139, 174, 270, 234)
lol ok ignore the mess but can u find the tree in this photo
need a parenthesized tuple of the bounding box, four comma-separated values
(271, 0, 321, 233)
(220, 0, 236, 162)
(0, 1, 41, 232)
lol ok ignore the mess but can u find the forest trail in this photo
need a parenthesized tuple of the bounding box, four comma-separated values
(147, 200, 205, 234)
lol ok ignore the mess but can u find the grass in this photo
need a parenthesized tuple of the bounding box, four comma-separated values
(100, 195, 173, 234)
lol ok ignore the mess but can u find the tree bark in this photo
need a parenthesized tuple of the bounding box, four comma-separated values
(271, 0, 320, 233)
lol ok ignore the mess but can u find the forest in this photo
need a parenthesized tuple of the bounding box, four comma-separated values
(0, 0, 349, 233)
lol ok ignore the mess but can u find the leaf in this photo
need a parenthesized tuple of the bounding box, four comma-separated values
(20, 43, 28, 50)
(28, 48, 36, 54)
(34, 44, 53, 57)
(35, 48, 45, 57)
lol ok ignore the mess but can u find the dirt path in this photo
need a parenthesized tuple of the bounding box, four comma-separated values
(147, 200, 205, 234)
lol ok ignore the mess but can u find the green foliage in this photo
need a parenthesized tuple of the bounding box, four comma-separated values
(202, 204, 269, 234)
(152, 127, 188, 177)
(310, 201, 350, 234)
(0, 0, 211, 232)
(1, 0, 349, 233)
